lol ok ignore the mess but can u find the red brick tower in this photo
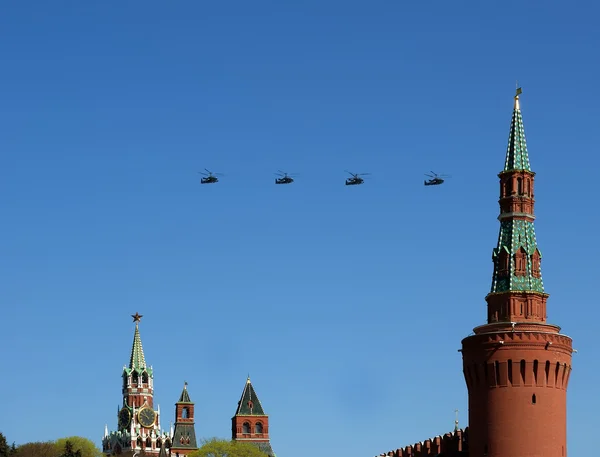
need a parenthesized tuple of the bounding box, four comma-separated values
(170, 382, 199, 457)
(232, 376, 276, 457)
(461, 89, 573, 457)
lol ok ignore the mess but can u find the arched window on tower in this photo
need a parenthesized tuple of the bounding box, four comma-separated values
(242, 422, 251, 434)
(517, 177, 523, 195)
(255, 422, 263, 434)
(531, 249, 541, 278)
(157, 438, 163, 449)
(142, 372, 148, 384)
(514, 248, 527, 277)
(132, 372, 139, 385)
(505, 178, 513, 196)
(146, 437, 152, 448)
(182, 407, 189, 419)
(136, 437, 142, 449)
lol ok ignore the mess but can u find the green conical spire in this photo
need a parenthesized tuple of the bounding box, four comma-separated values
(234, 376, 266, 416)
(129, 312, 147, 370)
(503, 87, 531, 172)
(178, 382, 192, 403)
(490, 89, 544, 295)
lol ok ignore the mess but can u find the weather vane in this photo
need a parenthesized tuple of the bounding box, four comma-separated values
(515, 80, 522, 98)
(454, 409, 459, 431)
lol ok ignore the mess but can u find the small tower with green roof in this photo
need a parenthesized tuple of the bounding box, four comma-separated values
(170, 382, 199, 456)
(232, 376, 276, 457)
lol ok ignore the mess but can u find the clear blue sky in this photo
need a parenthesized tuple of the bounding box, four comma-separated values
(1, 2, 599, 456)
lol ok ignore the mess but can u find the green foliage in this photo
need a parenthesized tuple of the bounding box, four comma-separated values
(11, 436, 100, 457)
(54, 438, 101, 457)
(0, 433, 11, 457)
(190, 438, 268, 457)
(58, 441, 81, 457)
(12, 441, 57, 457)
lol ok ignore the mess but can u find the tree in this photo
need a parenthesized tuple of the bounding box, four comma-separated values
(12, 441, 57, 457)
(0, 433, 11, 457)
(190, 438, 268, 457)
(58, 441, 81, 457)
(54, 438, 100, 457)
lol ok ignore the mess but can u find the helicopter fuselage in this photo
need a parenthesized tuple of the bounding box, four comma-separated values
(346, 178, 364, 185)
(424, 178, 444, 186)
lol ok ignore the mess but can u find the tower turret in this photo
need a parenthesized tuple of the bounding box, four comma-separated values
(170, 382, 199, 456)
(461, 89, 573, 457)
(232, 376, 276, 457)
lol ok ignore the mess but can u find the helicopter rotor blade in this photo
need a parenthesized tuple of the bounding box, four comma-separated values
(425, 173, 435, 177)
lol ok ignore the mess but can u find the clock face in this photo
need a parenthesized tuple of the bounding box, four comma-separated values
(118, 407, 131, 429)
(138, 407, 156, 428)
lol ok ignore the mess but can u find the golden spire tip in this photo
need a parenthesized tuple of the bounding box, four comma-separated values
(514, 85, 522, 110)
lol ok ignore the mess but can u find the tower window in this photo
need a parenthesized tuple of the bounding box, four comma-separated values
(255, 422, 263, 434)
(142, 372, 149, 384)
(532, 394, 537, 404)
(242, 422, 251, 434)
(517, 177, 523, 195)
(514, 248, 527, 276)
(505, 178, 513, 196)
(498, 250, 509, 277)
(494, 361, 500, 386)
(531, 250, 541, 278)
(182, 407, 189, 419)
(146, 437, 152, 448)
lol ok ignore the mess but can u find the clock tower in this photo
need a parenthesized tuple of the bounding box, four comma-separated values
(103, 314, 172, 456)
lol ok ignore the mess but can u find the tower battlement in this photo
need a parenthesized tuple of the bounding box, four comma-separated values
(375, 428, 468, 457)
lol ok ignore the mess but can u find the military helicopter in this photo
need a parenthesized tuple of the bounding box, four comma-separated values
(199, 169, 223, 184)
(424, 171, 451, 186)
(275, 170, 296, 184)
(345, 171, 370, 186)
